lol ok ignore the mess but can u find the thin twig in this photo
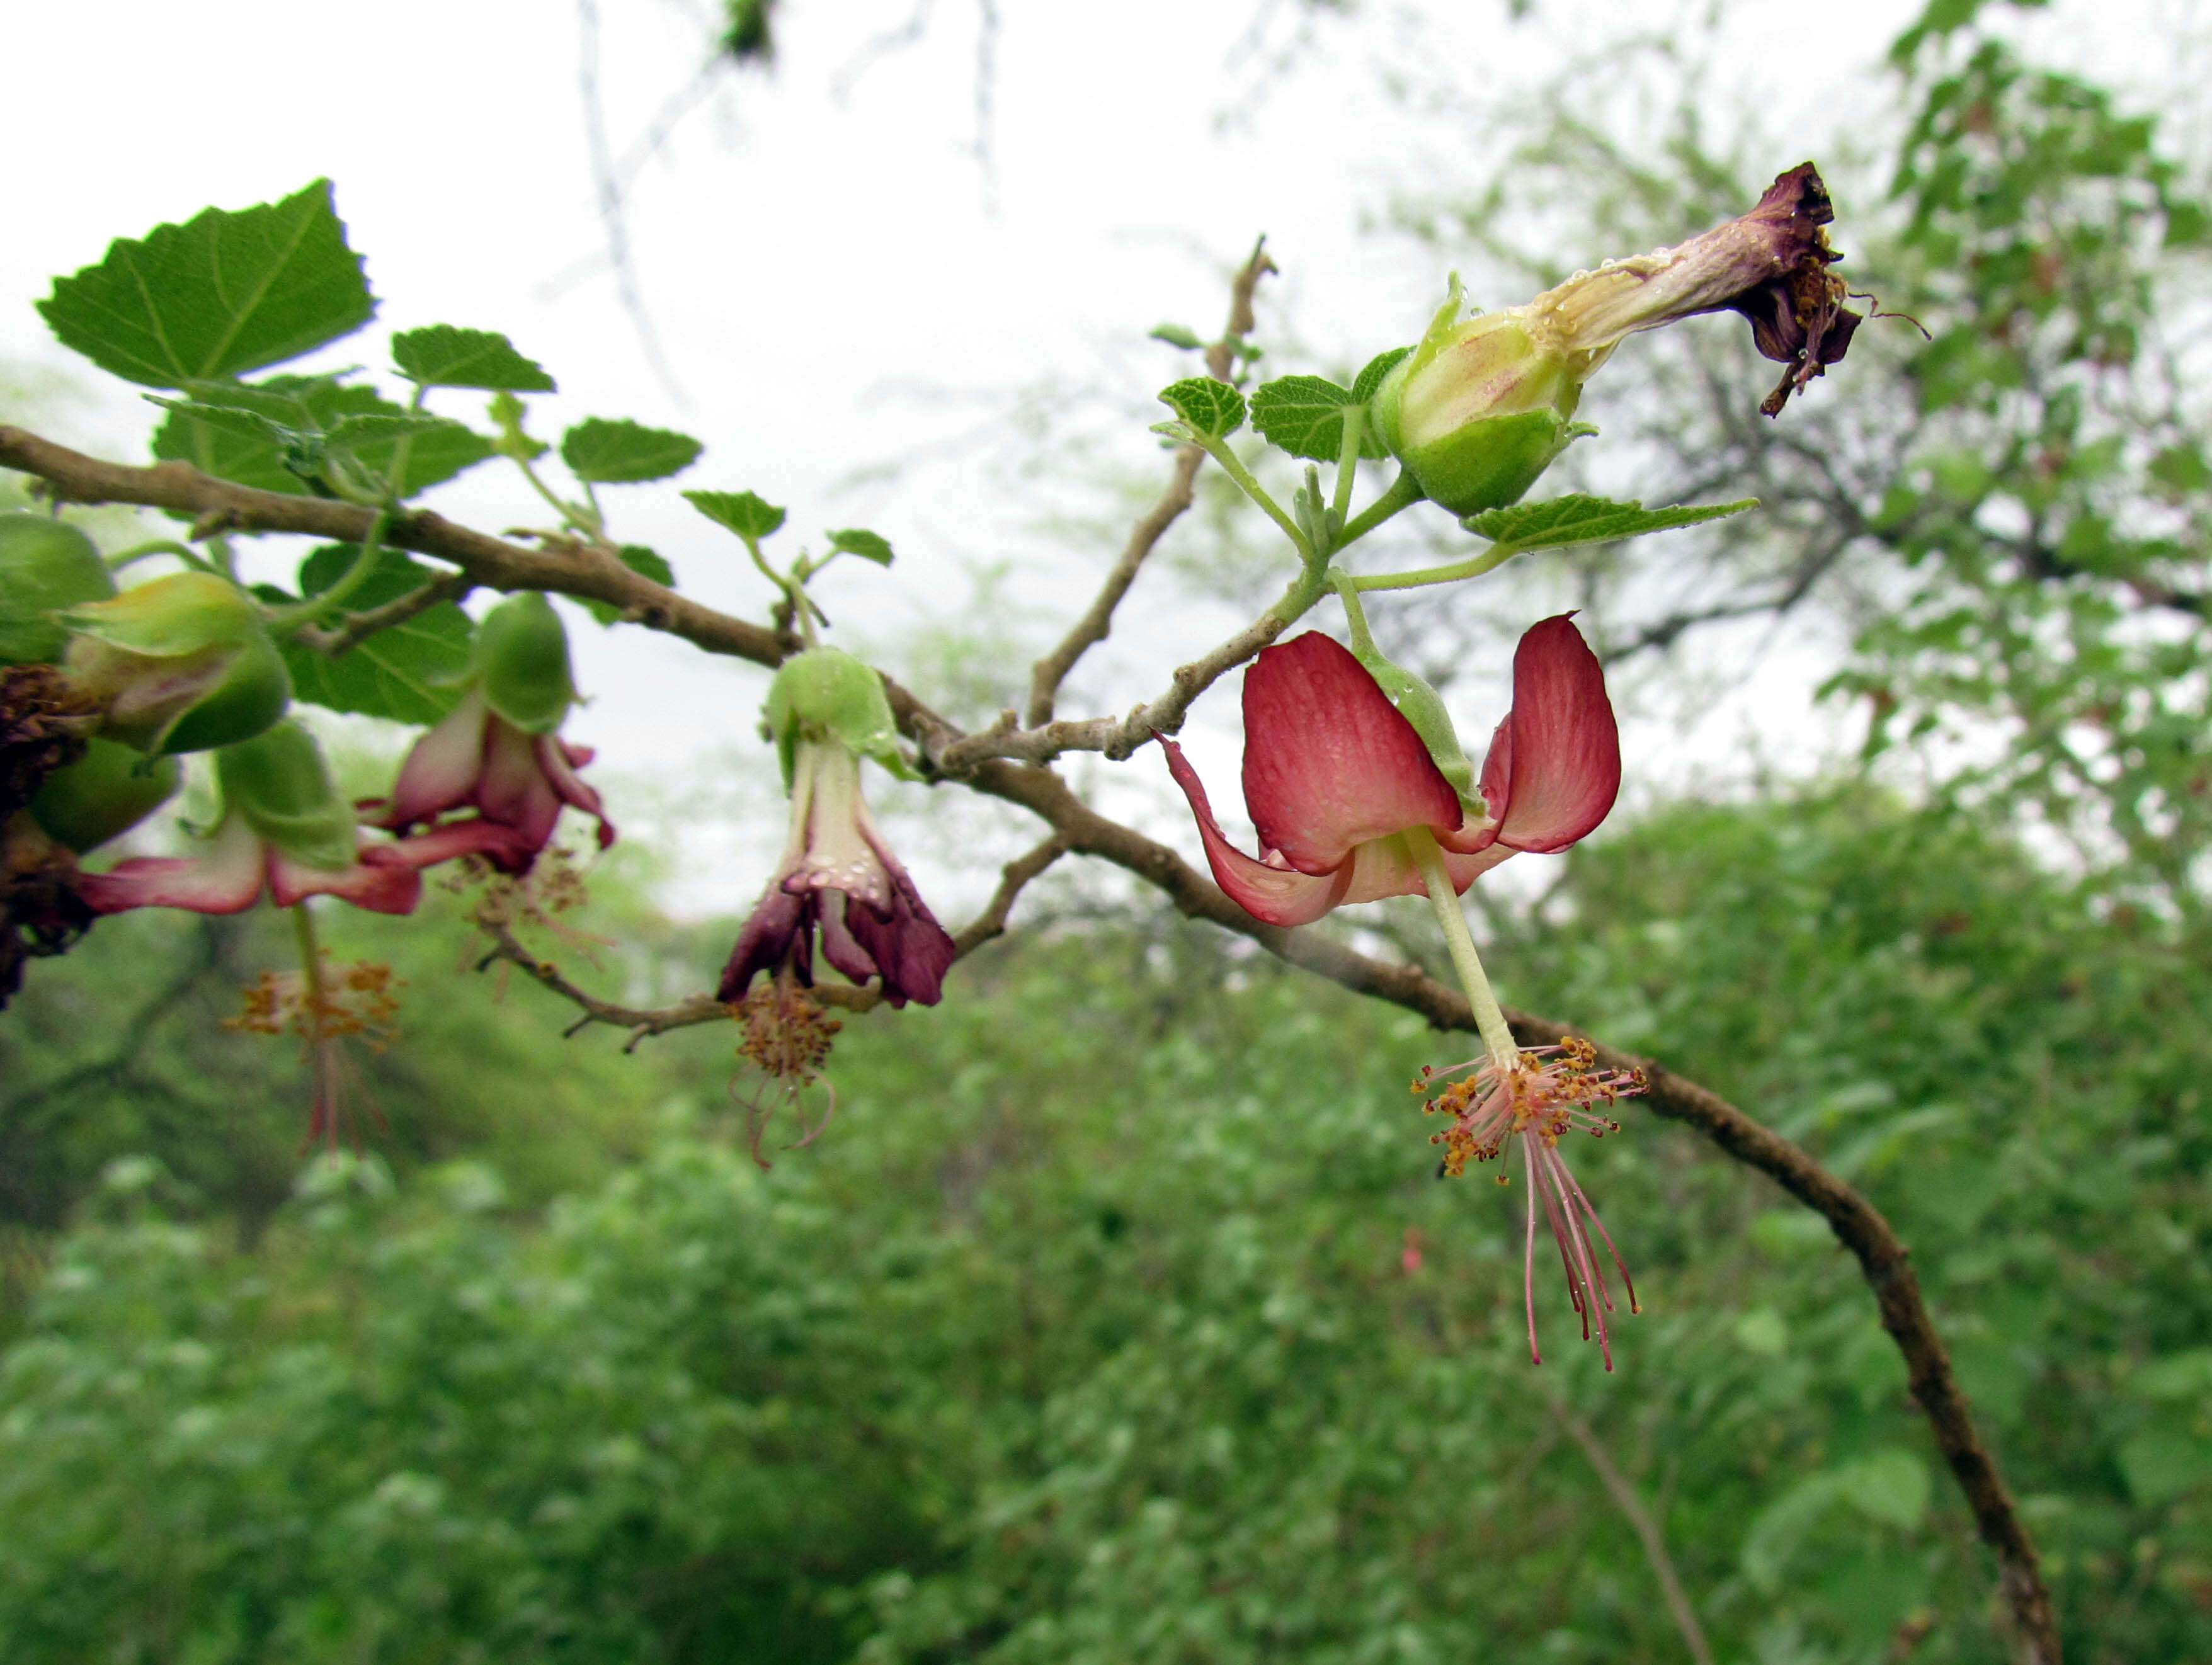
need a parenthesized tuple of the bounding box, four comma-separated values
(293, 571, 476, 657)
(1550, 1399, 1715, 1665)
(1023, 237, 1275, 727)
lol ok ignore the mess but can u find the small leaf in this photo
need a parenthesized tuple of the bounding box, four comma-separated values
(1463, 492, 1758, 550)
(683, 489, 787, 541)
(561, 417, 703, 484)
(826, 528, 894, 567)
(39, 180, 374, 388)
(144, 397, 292, 446)
(1248, 374, 1388, 463)
(392, 326, 556, 392)
(322, 412, 475, 450)
(578, 545, 677, 626)
(1156, 377, 1246, 440)
(278, 545, 473, 725)
(152, 376, 493, 499)
(1149, 323, 1205, 350)
(1351, 346, 1413, 404)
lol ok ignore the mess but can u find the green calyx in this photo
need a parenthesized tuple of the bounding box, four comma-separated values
(1333, 577, 1478, 808)
(1372, 280, 1598, 516)
(213, 720, 360, 872)
(763, 647, 912, 788)
(476, 593, 576, 734)
(1396, 409, 1598, 517)
(0, 514, 116, 666)
(62, 572, 292, 755)
(29, 739, 183, 853)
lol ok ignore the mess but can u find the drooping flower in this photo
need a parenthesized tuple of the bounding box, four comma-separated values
(362, 593, 613, 875)
(1159, 615, 1619, 927)
(1373, 162, 1860, 513)
(1416, 1037, 1648, 1368)
(719, 648, 954, 1010)
(75, 720, 423, 918)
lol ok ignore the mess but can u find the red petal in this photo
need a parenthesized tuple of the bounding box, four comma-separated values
(365, 820, 539, 873)
(477, 716, 563, 848)
(1161, 737, 1350, 926)
(373, 688, 491, 830)
(269, 848, 423, 914)
(537, 734, 615, 851)
(1479, 615, 1620, 853)
(1240, 634, 1464, 873)
(74, 816, 268, 915)
(1338, 833, 1516, 906)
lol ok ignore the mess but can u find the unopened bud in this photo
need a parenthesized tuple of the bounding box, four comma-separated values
(29, 739, 181, 853)
(0, 514, 116, 666)
(62, 572, 291, 754)
(476, 593, 576, 734)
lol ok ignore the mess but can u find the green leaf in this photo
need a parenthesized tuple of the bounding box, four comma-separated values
(38, 180, 374, 389)
(152, 377, 494, 500)
(684, 489, 787, 541)
(321, 412, 475, 450)
(1248, 375, 1386, 462)
(1149, 323, 1205, 350)
(143, 397, 292, 447)
(1350, 346, 1412, 404)
(1462, 492, 1757, 550)
(392, 326, 556, 392)
(579, 545, 676, 625)
(561, 418, 702, 484)
(1156, 377, 1246, 440)
(1833, 1450, 1929, 1530)
(826, 528, 894, 567)
(277, 545, 472, 725)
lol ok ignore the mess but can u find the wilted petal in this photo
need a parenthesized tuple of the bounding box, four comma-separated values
(269, 848, 422, 914)
(815, 889, 883, 987)
(370, 688, 492, 829)
(719, 883, 811, 1002)
(539, 736, 615, 852)
(1161, 736, 1350, 927)
(1241, 634, 1465, 875)
(75, 815, 268, 916)
(1478, 615, 1619, 854)
(849, 827, 956, 1008)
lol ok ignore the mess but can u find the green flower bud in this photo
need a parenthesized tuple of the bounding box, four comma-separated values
(476, 593, 576, 735)
(0, 514, 117, 666)
(1371, 289, 1600, 516)
(213, 720, 359, 872)
(762, 647, 911, 787)
(29, 737, 183, 853)
(62, 572, 292, 755)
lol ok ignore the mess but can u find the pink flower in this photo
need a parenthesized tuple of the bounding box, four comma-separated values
(1160, 615, 1619, 927)
(719, 738, 954, 1009)
(74, 810, 421, 917)
(363, 686, 613, 876)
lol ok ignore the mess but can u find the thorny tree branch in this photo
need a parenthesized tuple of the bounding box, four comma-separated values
(0, 290, 2060, 1665)
(1023, 237, 1277, 729)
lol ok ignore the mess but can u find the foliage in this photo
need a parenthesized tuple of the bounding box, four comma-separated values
(2, 790, 2208, 1662)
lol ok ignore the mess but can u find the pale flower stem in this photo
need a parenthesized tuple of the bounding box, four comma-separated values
(1406, 826, 1519, 1069)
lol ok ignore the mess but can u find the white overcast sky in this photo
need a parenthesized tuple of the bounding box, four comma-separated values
(3, 0, 2196, 912)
